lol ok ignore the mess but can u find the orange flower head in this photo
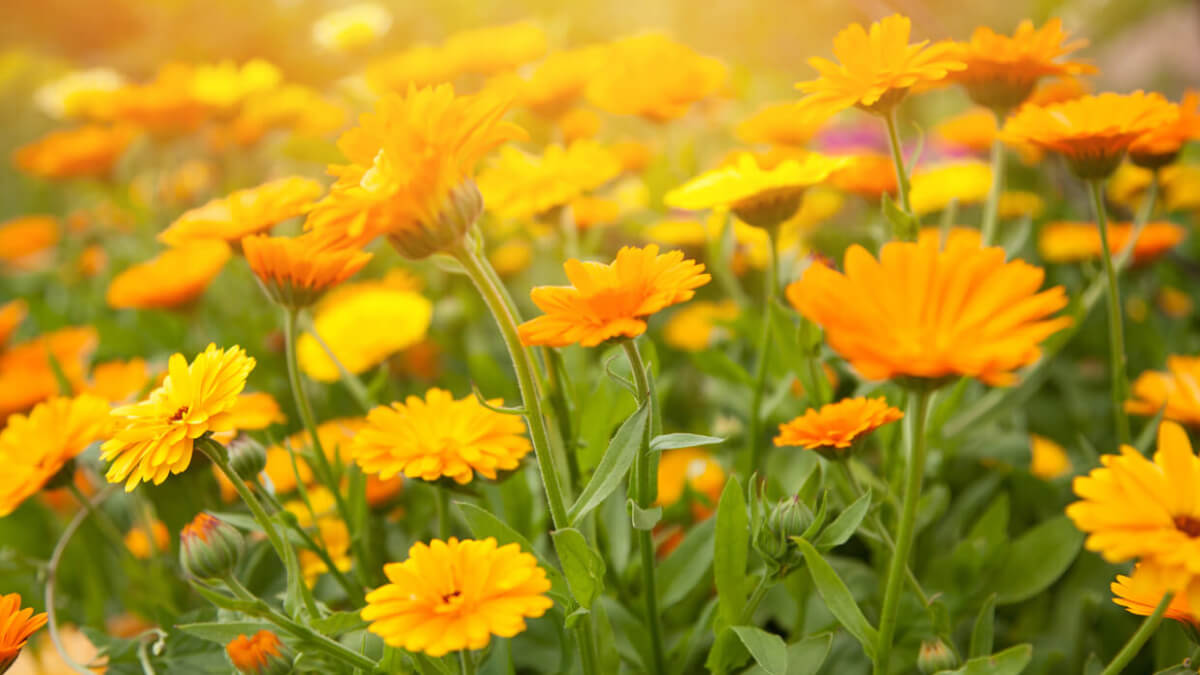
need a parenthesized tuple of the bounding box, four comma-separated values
(444, 21, 547, 76)
(1001, 91, 1179, 179)
(518, 244, 711, 347)
(0, 215, 61, 269)
(735, 103, 831, 147)
(775, 397, 903, 452)
(13, 125, 136, 180)
(950, 19, 1094, 111)
(1129, 91, 1200, 169)
(829, 153, 898, 200)
(85, 357, 152, 404)
(106, 240, 231, 310)
(0, 326, 97, 419)
(786, 236, 1071, 386)
(1112, 561, 1200, 627)
(1127, 356, 1200, 427)
(1039, 221, 1185, 264)
(226, 630, 291, 674)
(305, 84, 525, 257)
(362, 537, 553, 657)
(586, 33, 727, 123)
(477, 140, 622, 221)
(0, 299, 26, 347)
(655, 447, 726, 520)
(159, 176, 322, 247)
(242, 233, 372, 309)
(124, 520, 169, 559)
(0, 593, 48, 671)
(934, 108, 998, 154)
(795, 14, 965, 118)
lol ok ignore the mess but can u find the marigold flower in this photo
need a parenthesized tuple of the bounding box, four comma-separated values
(1112, 561, 1200, 627)
(1128, 91, 1200, 169)
(84, 358, 151, 404)
(1038, 221, 1185, 264)
(364, 44, 458, 94)
(0, 326, 97, 419)
(518, 245, 711, 347)
(949, 19, 1094, 111)
(478, 141, 622, 221)
(88, 63, 214, 135)
(189, 59, 281, 110)
(0, 394, 110, 517)
(223, 392, 286, 433)
(663, 300, 740, 352)
(1030, 434, 1072, 480)
(774, 397, 903, 451)
(124, 520, 169, 559)
(13, 125, 136, 180)
(106, 240, 231, 310)
(312, 2, 392, 52)
(1028, 76, 1089, 106)
(0, 215, 60, 269)
(570, 196, 622, 230)
(934, 108, 998, 154)
(0, 593, 48, 671)
(101, 344, 256, 490)
(242, 233, 372, 309)
(795, 14, 964, 118)
(1127, 356, 1200, 426)
(1001, 91, 1179, 179)
(909, 160, 992, 216)
(159, 176, 322, 247)
(0, 299, 25, 347)
(828, 153, 898, 199)
(229, 85, 347, 146)
(786, 236, 1070, 386)
(586, 33, 727, 122)
(351, 388, 531, 484)
(736, 103, 830, 147)
(558, 107, 602, 143)
(444, 21, 547, 76)
(226, 630, 292, 675)
(362, 537, 553, 656)
(34, 67, 125, 120)
(518, 45, 608, 117)
(655, 447, 726, 520)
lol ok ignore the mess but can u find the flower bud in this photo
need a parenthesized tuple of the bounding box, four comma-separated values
(180, 512, 244, 581)
(387, 179, 483, 260)
(917, 638, 958, 674)
(754, 494, 814, 568)
(226, 630, 294, 675)
(227, 437, 267, 481)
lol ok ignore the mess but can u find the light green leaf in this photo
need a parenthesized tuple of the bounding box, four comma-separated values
(994, 516, 1083, 605)
(551, 528, 606, 609)
(814, 492, 870, 550)
(627, 499, 662, 531)
(935, 644, 1032, 675)
(745, 633, 833, 675)
(794, 538, 878, 659)
(715, 476, 749, 627)
(177, 621, 273, 645)
(659, 518, 716, 608)
(568, 402, 649, 524)
(732, 626, 788, 675)
(969, 594, 996, 659)
(649, 433, 724, 452)
(691, 349, 754, 387)
(309, 611, 367, 637)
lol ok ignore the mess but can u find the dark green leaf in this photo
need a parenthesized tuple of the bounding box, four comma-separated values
(649, 433, 724, 452)
(969, 594, 996, 659)
(177, 621, 273, 645)
(994, 516, 1083, 605)
(659, 518, 716, 609)
(793, 538, 877, 658)
(551, 527, 606, 609)
(568, 402, 649, 524)
(714, 476, 749, 627)
(732, 626, 788, 675)
(814, 492, 870, 550)
(934, 644, 1032, 675)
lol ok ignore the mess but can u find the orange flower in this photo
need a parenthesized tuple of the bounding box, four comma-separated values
(0, 215, 60, 269)
(1038, 222, 1185, 264)
(518, 245, 711, 347)
(829, 153, 897, 200)
(1127, 356, 1200, 426)
(107, 240, 231, 309)
(1027, 76, 1089, 106)
(1112, 561, 1200, 627)
(1129, 91, 1200, 169)
(444, 21, 547, 76)
(949, 19, 1094, 111)
(226, 630, 290, 674)
(736, 103, 830, 147)
(0, 593, 48, 671)
(13, 125, 136, 180)
(242, 233, 372, 309)
(84, 358, 151, 404)
(159, 176, 323, 247)
(1001, 92, 1178, 179)
(124, 520, 169, 559)
(586, 33, 727, 122)
(87, 63, 214, 135)
(223, 392, 286, 433)
(0, 326, 98, 419)
(786, 236, 1070, 386)
(0, 299, 26, 347)
(775, 397, 903, 451)
(934, 108, 998, 154)
(518, 45, 608, 117)
(655, 447, 726, 520)
(795, 14, 964, 118)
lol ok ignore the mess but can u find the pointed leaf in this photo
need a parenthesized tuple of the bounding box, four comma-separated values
(793, 538, 878, 659)
(551, 527, 606, 609)
(935, 644, 1032, 675)
(814, 492, 870, 550)
(649, 433, 725, 452)
(993, 516, 1083, 605)
(715, 476, 749, 627)
(568, 402, 649, 524)
(732, 626, 788, 675)
(969, 594, 996, 659)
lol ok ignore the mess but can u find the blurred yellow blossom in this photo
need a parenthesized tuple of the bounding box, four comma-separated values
(479, 141, 622, 221)
(587, 33, 726, 122)
(34, 67, 125, 120)
(107, 241, 231, 310)
(159, 176, 322, 247)
(909, 160, 992, 216)
(312, 3, 392, 53)
(663, 301, 739, 352)
(1030, 434, 1071, 479)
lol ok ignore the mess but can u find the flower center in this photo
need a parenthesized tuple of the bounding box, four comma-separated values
(441, 590, 462, 603)
(1174, 515, 1200, 537)
(170, 405, 190, 422)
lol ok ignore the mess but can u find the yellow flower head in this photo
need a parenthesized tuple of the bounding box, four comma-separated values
(14, 125, 136, 180)
(909, 160, 993, 216)
(1067, 421, 1200, 574)
(735, 103, 830, 147)
(312, 3, 392, 53)
(1030, 434, 1072, 480)
(655, 447, 726, 520)
(1112, 561, 1200, 627)
(795, 14, 965, 118)
(101, 344, 256, 491)
(786, 236, 1070, 386)
(478, 141, 622, 221)
(1001, 91, 1179, 179)
(950, 19, 1094, 111)
(519, 45, 608, 117)
(998, 191, 1046, 219)
(229, 85, 347, 147)
(774, 397, 903, 451)
(159, 176, 322, 247)
(0, 593, 47, 671)
(365, 44, 458, 94)
(351, 388, 531, 484)
(586, 33, 727, 123)
(189, 59, 281, 110)
(106, 240, 231, 310)
(444, 21, 547, 76)
(0, 394, 110, 517)
(1129, 90, 1200, 169)
(1038, 221, 1185, 264)
(306, 84, 525, 256)
(362, 537, 553, 656)
(1128, 356, 1200, 426)
(663, 300, 740, 352)
(518, 245, 711, 347)
(242, 233, 372, 309)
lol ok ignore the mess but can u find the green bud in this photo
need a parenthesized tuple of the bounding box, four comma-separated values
(180, 512, 244, 581)
(754, 494, 814, 568)
(227, 437, 267, 481)
(917, 638, 958, 674)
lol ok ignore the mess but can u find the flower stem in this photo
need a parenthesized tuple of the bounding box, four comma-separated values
(459, 650, 477, 675)
(884, 110, 914, 227)
(979, 129, 1007, 246)
(435, 485, 451, 539)
(744, 231, 777, 475)
(1087, 180, 1131, 445)
(1100, 590, 1174, 675)
(875, 389, 932, 675)
(741, 573, 771, 624)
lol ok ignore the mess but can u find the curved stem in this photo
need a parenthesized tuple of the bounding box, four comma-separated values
(745, 232, 777, 475)
(741, 574, 771, 624)
(979, 129, 1007, 246)
(1100, 590, 1174, 675)
(65, 482, 134, 558)
(1088, 180, 1131, 444)
(875, 390, 932, 674)
(884, 110, 914, 230)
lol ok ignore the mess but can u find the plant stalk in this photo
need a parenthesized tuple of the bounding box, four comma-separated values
(1100, 590, 1174, 675)
(1087, 180, 1131, 444)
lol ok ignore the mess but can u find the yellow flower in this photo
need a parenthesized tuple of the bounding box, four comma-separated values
(242, 233, 372, 309)
(0, 299, 25, 348)
(159, 177, 323, 247)
(0, 593, 47, 671)
(586, 33, 726, 122)
(106, 240, 231, 310)
(34, 67, 125, 120)
(1112, 561, 1200, 627)
(0, 326, 97, 419)
(478, 141, 622, 221)
(444, 21, 547, 76)
(124, 520, 169, 559)
(518, 46, 608, 117)
(0, 215, 60, 270)
(365, 44, 458, 94)
(735, 103, 830, 147)
(909, 160, 992, 216)
(1067, 421, 1200, 574)
(1030, 434, 1071, 480)
(643, 219, 708, 247)
(786, 236, 1070, 386)
(663, 300, 740, 352)
(655, 447, 726, 520)
(13, 125, 136, 180)
(795, 14, 964, 118)
(0, 394, 111, 517)
(489, 239, 533, 278)
(351, 388, 531, 485)
(1158, 287, 1193, 319)
(101, 344, 256, 491)
(189, 59, 281, 110)
(997, 191, 1046, 220)
(312, 3, 392, 52)
(1129, 90, 1200, 169)
(1127, 356, 1200, 426)
(228, 85, 347, 147)
(285, 488, 352, 586)
(362, 537, 553, 656)
(558, 107, 602, 143)
(518, 245, 711, 347)
(774, 397, 903, 451)
(1038, 221, 1185, 264)
(223, 392, 286, 433)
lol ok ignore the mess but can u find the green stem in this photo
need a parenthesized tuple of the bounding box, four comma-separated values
(979, 129, 1006, 246)
(884, 110, 914, 230)
(459, 650, 477, 675)
(875, 390, 933, 674)
(706, 212, 751, 307)
(65, 482, 134, 557)
(745, 232, 777, 475)
(1087, 180, 1131, 444)
(741, 574, 771, 624)
(621, 340, 668, 675)
(435, 485, 451, 539)
(1100, 590, 1174, 675)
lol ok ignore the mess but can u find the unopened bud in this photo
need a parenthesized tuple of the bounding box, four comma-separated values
(227, 437, 267, 481)
(180, 512, 244, 581)
(388, 180, 482, 260)
(917, 638, 958, 674)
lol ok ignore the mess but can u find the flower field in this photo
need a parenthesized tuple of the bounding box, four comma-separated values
(2, 1, 1200, 673)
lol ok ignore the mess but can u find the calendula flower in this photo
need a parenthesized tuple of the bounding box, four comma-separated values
(786, 236, 1070, 386)
(934, 108, 998, 154)
(478, 141, 622, 221)
(1030, 434, 1072, 479)
(0, 300, 25, 347)
(558, 107, 602, 143)
(665, 153, 848, 228)
(242, 233, 372, 309)
(159, 176, 323, 247)
(306, 84, 525, 256)
(124, 520, 169, 559)
(774, 397, 903, 451)
(13, 125, 136, 180)
(285, 488, 352, 586)
(362, 537, 553, 656)
(518, 46, 608, 117)
(444, 21, 547, 76)
(88, 63, 213, 135)
(1128, 91, 1200, 169)
(0, 593, 48, 671)
(351, 388, 531, 484)
(101, 344, 256, 490)
(490, 239, 534, 277)
(586, 33, 727, 122)
(1038, 222, 1185, 264)
(106, 240, 231, 309)
(7, 624, 101, 674)
(570, 196, 622, 230)
(829, 153, 898, 199)
(949, 19, 1094, 111)
(84, 358, 151, 404)
(656, 447, 726, 520)
(226, 630, 292, 675)
(1067, 421, 1200, 573)
(34, 67, 125, 120)
(365, 44, 458, 94)
(1127, 356, 1200, 426)
(1028, 76, 1089, 106)
(0, 326, 97, 419)
(1112, 561, 1200, 627)
(0, 215, 60, 270)
(663, 300, 740, 352)
(189, 59, 281, 110)
(795, 14, 964, 118)
(312, 3, 392, 52)
(0, 394, 110, 517)
(1001, 91, 1178, 179)
(736, 103, 830, 147)
(518, 244, 711, 347)
(228, 85, 347, 147)
(909, 160, 993, 216)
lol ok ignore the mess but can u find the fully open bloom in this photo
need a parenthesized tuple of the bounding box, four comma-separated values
(1112, 561, 1200, 626)
(518, 245, 711, 347)
(1030, 434, 1072, 480)
(735, 103, 830, 147)
(586, 33, 726, 122)
(1128, 91, 1200, 169)
(1067, 421, 1200, 573)
(0, 215, 60, 269)
(226, 630, 292, 674)
(0, 326, 97, 418)
(351, 388, 531, 484)
(242, 233, 372, 309)
(787, 236, 1070, 385)
(101, 344, 256, 490)
(159, 176, 322, 247)
(795, 14, 964, 118)
(1038, 221, 1185, 264)
(0, 593, 48, 671)
(107, 240, 231, 309)
(1127, 356, 1200, 426)
(1001, 92, 1179, 179)
(13, 125, 136, 180)
(362, 537, 553, 656)
(775, 397, 903, 451)
(311, 2, 391, 52)
(478, 141, 621, 221)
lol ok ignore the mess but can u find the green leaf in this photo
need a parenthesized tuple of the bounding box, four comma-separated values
(551, 528, 606, 609)
(882, 192, 919, 241)
(732, 626, 788, 675)
(309, 611, 367, 637)
(745, 633, 833, 675)
(793, 538, 878, 659)
(691, 349, 754, 387)
(813, 492, 870, 550)
(568, 402, 649, 524)
(1135, 404, 1167, 455)
(627, 499, 662, 531)
(457, 502, 569, 605)
(714, 476, 749, 627)
(177, 621, 273, 645)
(993, 516, 1083, 605)
(658, 518, 716, 609)
(934, 644, 1032, 675)
(705, 627, 750, 675)
(969, 594, 996, 659)
(649, 433, 724, 452)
